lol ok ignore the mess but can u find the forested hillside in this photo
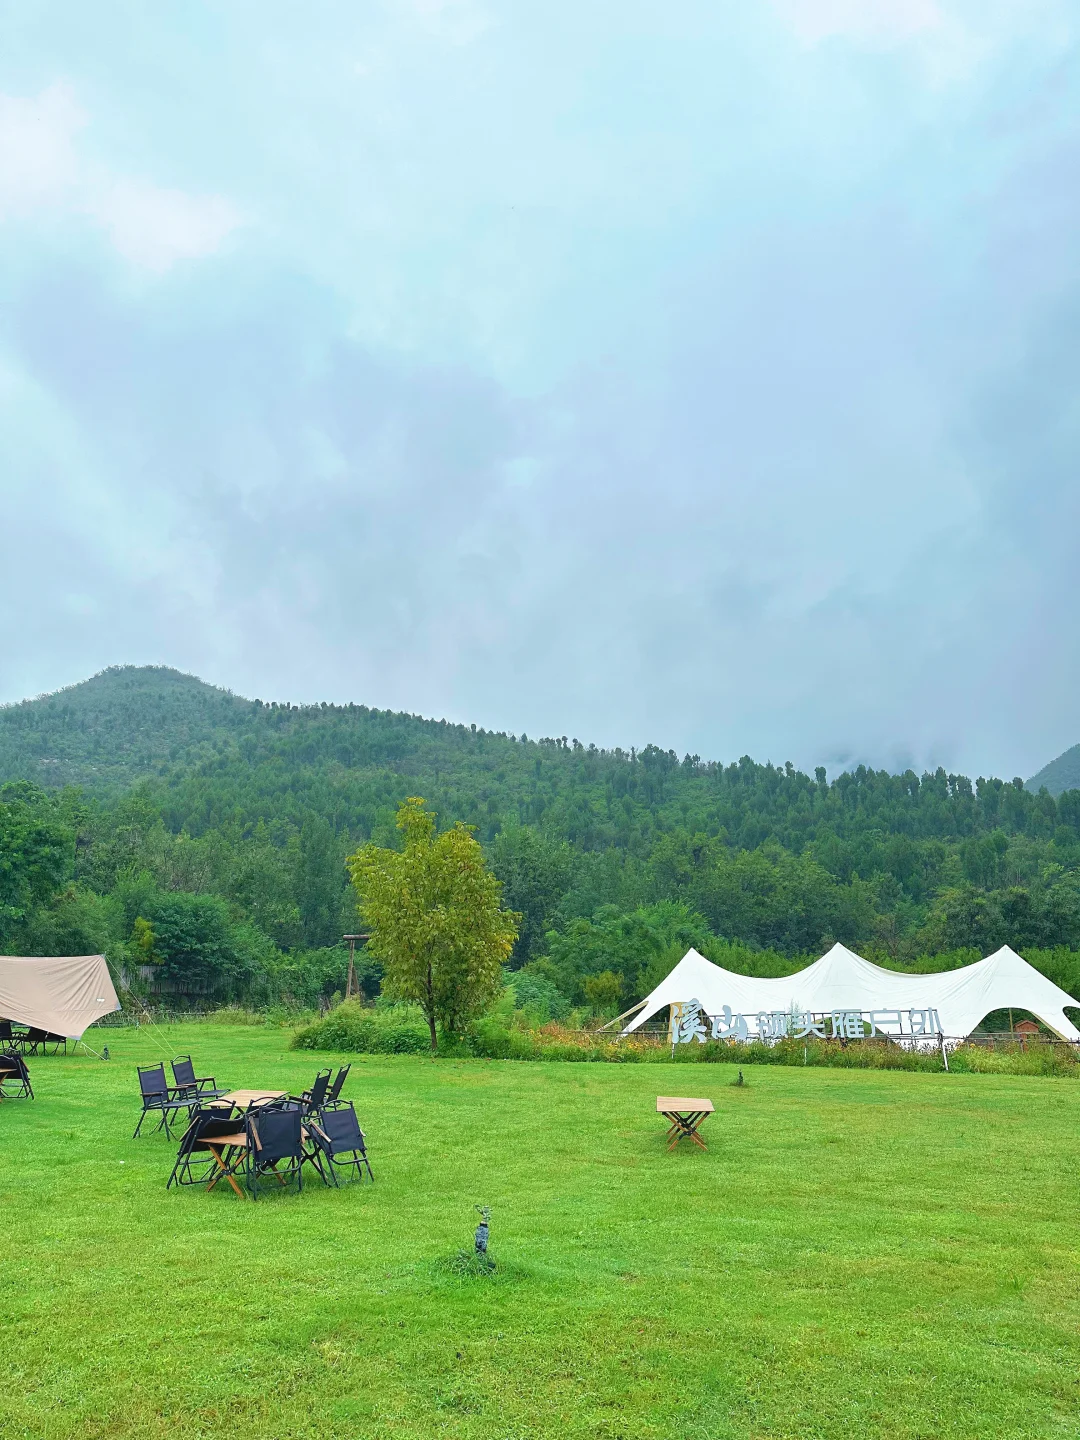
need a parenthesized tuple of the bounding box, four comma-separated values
(0, 666, 251, 791)
(1028, 743, 1080, 799)
(3, 666, 1080, 1017)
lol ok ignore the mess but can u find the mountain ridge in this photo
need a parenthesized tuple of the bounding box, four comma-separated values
(4, 664, 1080, 811)
(1028, 744, 1080, 798)
(4, 666, 1080, 974)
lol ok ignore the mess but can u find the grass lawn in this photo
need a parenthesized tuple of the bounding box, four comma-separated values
(3, 1023, 1079, 1440)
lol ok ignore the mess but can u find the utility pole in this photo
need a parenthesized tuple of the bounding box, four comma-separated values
(343, 933, 369, 1001)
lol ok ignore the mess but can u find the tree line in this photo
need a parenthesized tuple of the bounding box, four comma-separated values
(2, 667, 1080, 1018)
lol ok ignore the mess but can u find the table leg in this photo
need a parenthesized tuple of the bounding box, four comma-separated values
(664, 1111, 710, 1151)
(206, 1143, 247, 1198)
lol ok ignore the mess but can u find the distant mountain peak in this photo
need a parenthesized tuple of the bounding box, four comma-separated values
(1027, 744, 1080, 798)
(0, 664, 251, 792)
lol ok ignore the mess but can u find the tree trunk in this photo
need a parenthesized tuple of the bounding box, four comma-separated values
(425, 963, 438, 1054)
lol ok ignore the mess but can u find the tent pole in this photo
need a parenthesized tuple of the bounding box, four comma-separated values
(596, 999, 648, 1033)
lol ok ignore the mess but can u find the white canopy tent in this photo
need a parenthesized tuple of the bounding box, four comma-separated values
(621, 942, 1080, 1042)
(0, 955, 120, 1040)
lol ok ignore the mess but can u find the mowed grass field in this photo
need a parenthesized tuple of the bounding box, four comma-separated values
(3, 1025, 1080, 1440)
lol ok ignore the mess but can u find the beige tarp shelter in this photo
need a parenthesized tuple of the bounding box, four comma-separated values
(0, 955, 120, 1039)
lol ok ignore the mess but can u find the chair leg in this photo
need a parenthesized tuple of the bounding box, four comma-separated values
(306, 1147, 331, 1186)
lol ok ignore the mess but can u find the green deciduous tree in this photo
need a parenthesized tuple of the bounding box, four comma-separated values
(346, 797, 519, 1052)
(489, 824, 574, 967)
(541, 900, 716, 1008)
(0, 782, 75, 948)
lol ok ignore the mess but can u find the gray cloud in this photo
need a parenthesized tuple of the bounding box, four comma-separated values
(2, 5, 1079, 781)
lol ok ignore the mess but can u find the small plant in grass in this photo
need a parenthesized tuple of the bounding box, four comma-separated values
(441, 1206, 496, 1277)
(446, 1249, 497, 1277)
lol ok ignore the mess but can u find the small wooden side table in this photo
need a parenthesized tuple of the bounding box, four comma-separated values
(656, 1096, 714, 1152)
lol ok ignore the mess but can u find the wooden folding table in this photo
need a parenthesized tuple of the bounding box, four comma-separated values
(657, 1096, 714, 1151)
(203, 1090, 287, 1197)
(217, 1089, 287, 1110)
(204, 1132, 250, 1197)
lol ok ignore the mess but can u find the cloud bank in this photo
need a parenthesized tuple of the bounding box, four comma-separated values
(0, 84, 241, 269)
(1, 1, 1079, 781)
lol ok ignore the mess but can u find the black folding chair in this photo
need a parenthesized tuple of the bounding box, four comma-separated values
(168, 1107, 247, 1189)
(2, 1022, 28, 1052)
(20, 1027, 66, 1056)
(133, 1063, 190, 1138)
(309, 1102, 373, 1184)
(323, 1064, 352, 1108)
(244, 1102, 306, 1199)
(297, 1069, 332, 1113)
(0, 1051, 33, 1100)
(171, 1055, 227, 1104)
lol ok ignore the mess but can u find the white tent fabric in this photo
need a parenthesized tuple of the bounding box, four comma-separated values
(0, 955, 120, 1039)
(622, 942, 1080, 1041)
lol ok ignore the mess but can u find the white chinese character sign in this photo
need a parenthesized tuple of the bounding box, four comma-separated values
(668, 1004, 943, 1045)
(670, 999, 709, 1045)
(710, 1005, 749, 1042)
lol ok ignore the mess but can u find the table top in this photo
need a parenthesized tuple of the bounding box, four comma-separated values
(218, 1089, 287, 1109)
(656, 1097, 714, 1114)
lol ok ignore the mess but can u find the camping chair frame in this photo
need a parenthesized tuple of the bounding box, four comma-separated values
(133, 1064, 191, 1139)
(322, 1064, 352, 1109)
(296, 1069, 332, 1114)
(244, 1101, 307, 1200)
(17, 1027, 67, 1056)
(0, 1022, 30, 1052)
(309, 1101, 373, 1184)
(171, 1055, 227, 1104)
(0, 1051, 33, 1100)
(168, 1107, 247, 1190)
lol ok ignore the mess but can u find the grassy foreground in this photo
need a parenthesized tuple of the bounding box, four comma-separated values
(2, 1025, 1079, 1440)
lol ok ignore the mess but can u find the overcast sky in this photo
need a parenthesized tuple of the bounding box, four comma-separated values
(2, 1, 1078, 781)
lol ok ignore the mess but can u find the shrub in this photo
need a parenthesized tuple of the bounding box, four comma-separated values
(505, 968, 571, 1023)
(949, 1040, 1080, 1078)
(291, 1001, 431, 1054)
